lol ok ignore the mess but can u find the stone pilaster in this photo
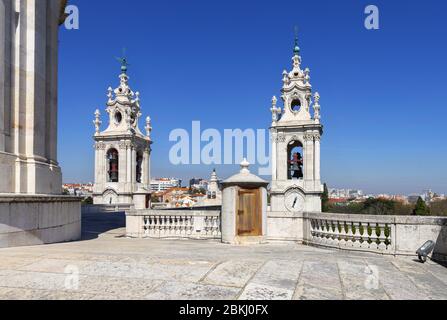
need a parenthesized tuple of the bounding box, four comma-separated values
(314, 132, 321, 183)
(126, 142, 132, 184)
(271, 129, 277, 181)
(304, 133, 314, 181)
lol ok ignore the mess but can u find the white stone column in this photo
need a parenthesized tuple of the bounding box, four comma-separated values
(271, 130, 277, 181)
(126, 143, 132, 184)
(143, 147, 150, 185)
(277, 139, 287, 181)
(94, 144, 99, 184)
(100, 146, 106, 185)
(118, 143, 126, 183)
(314, 133, 321, 182)
(131, 147, 136, 186)
(24, 0, 47, 159)
(0, 0, 7, 151)
(46, 0, 59, 165)
(304, 133, 314, 181)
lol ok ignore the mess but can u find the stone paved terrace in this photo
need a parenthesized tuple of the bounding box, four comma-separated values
(0, 212, 446, 300)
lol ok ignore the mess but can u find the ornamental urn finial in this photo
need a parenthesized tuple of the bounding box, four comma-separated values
(240, 158, 250, 174)
(313, 92, 321, 122)
(145, 116, 152, 138)
(93, 109, 102, 135)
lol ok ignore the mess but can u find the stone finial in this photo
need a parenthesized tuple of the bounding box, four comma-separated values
(107, 87, 113, 100)
(282, 70, 289, 84)
(210, 169, 218, 182)
(93, 109, 102, 135)
(313, 92, 321, 123)
(304, 68, 310, 84)
(240, 158, 250, 174)
(292, 54, 301, 69)
(270, 96, 281, 123)
(145, 116, 152, 138)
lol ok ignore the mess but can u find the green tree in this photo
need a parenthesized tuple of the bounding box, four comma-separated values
(321, 183, 329, 212)
(430, 199, 447, 216)
(363, 198, 395, 215)
(82, 197, 93, 205)
(189, 187, 206, 195)
(413, 197, 430, 216)
(151, 194, 161, 203)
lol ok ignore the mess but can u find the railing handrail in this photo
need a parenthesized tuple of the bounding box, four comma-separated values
(126, 210, 221, 217)
(305, 212, 447, 225)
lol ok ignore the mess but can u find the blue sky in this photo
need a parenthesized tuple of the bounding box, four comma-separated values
(58, 0, 447, 195)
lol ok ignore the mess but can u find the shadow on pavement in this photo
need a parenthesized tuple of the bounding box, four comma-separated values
(81, 211, 126, 240)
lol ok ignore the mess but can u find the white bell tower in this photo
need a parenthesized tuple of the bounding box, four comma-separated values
(269, 36, 323, 214)
(93, 60, 152, 209)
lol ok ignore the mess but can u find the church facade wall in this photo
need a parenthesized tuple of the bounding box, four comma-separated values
(0, 0, 81, 248)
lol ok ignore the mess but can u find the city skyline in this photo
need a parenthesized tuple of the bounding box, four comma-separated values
(57, 0, 447, 195)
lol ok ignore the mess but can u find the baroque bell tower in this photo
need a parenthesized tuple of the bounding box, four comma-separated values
(269, 35, 323, 214)
(93, 60, 152, 209)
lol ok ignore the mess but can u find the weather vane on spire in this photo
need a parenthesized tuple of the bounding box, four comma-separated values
(293, 26, 300, 55)
(115, 48, 130, 74)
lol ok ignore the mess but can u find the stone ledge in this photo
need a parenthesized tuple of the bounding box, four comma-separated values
(0, 194, 82, 203)
(268, 211, 304, 218)
(305, 211, 447, 226)
(0, 196, 82, 248)
(126, 209, 221, 217)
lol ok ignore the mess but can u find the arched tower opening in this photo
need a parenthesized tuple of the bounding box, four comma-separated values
(107, 148, 119, 183)
(287, 140, 303, 180)
(136, 150, 143, 183)
(291, 99, 302, 112)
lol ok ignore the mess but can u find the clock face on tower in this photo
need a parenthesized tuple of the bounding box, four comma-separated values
(284, 189, 305, 213)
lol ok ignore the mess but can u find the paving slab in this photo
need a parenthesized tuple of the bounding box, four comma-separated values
(144, 281, 240, 300)
(203, 260, 264, 288)
(337, 259, 389, 300)
(293, 260, 344, 300)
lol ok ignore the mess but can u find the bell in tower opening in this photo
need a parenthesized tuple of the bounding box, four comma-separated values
(269, 33, 324, 214)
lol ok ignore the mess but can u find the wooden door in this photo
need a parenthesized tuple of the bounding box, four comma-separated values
(237, 188, 262, 236)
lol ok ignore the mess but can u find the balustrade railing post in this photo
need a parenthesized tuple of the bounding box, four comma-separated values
(333, 220, 340, 247)
(390, 221, 397, 255)
(360, 222, 370, 249)
(377, 223, 387, 251)
(339, 222, 347, 247)
(369, 223, 379, 250)
(346, 221, 354, 247)
(352, 222, 361, 248)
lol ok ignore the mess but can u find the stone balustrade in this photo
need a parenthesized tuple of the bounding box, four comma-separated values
(126, 208, 446, 261)
(269, 211, 447, 260)
(305, 213, 394, 254)
(126, 209, 221, 239)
